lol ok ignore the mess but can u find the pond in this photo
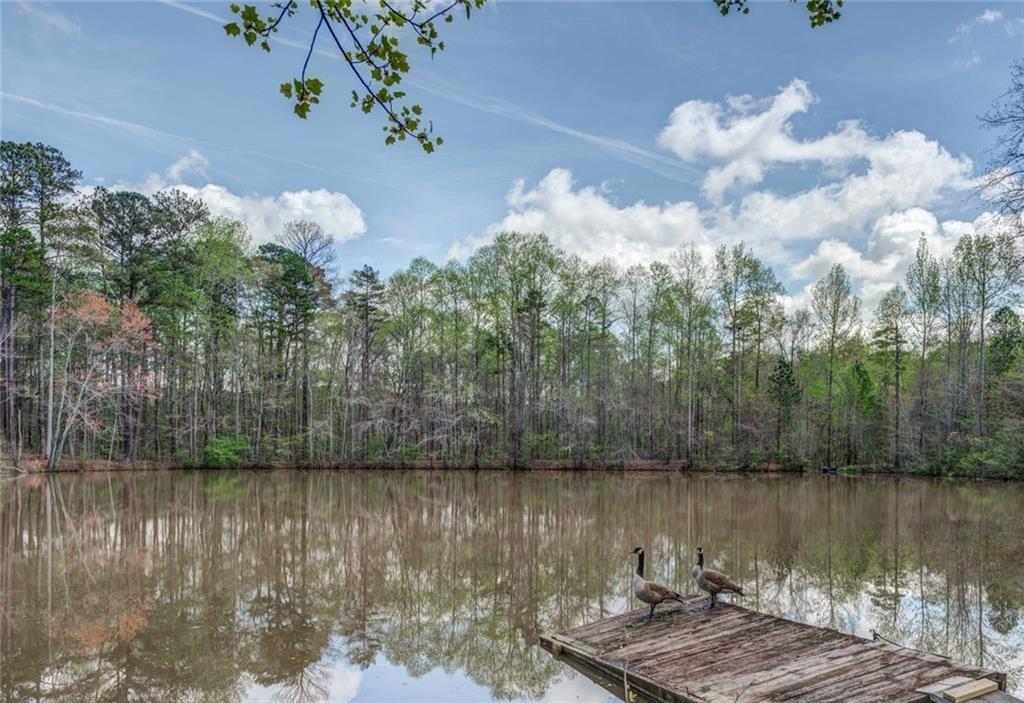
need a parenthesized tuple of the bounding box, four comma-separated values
(1, 470, 1022, 702)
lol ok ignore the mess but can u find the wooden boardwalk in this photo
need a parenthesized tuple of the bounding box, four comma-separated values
(540, 595, 1015, 703)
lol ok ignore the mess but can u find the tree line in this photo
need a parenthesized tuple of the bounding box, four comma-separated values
(1, 141, 1022, 474)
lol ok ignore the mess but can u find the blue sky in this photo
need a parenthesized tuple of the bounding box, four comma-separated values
(2, 0, 1022, 309)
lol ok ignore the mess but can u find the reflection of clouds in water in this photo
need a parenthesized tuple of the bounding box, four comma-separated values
(244, 664, 362, 702)
(348, 665, 613, 703)
(326, 666, 362, 703)
(353, 660, 512, 701)
(748, 567, 1024, 684)
(285, 649, 613, 702)
(535, 673, 615, 703)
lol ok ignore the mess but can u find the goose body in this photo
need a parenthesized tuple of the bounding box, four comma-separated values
(691, 546, 743, 610)
(631, 547, 685, 621)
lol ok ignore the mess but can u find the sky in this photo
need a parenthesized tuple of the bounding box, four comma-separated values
(2, 0, 1023, 312)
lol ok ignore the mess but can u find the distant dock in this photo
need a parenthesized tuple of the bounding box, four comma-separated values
(540, 595, 1018, 703)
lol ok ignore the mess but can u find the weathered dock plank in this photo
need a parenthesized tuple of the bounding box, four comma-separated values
(540, 595, 1015, 703)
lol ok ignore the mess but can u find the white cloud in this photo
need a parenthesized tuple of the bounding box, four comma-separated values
(166, 149, 209, 182)
(452, 165, 978, 314)
(788, 208, 984, 311)
(713, 127, 973, 256)
(951, 8, 1018, 45)
(177, 184, 365, 246)
(449, 168, 709, 267)
(656, 79, 970, 203)
(453, 78, 983, 315)
(118, 152, 366, 246)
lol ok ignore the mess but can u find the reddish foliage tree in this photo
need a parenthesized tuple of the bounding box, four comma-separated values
(48, 293, 157, 470)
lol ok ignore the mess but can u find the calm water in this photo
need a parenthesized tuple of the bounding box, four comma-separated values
(1, 470, 1022, 702)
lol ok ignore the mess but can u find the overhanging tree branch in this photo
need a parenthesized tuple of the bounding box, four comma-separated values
(224, 0, 484, 152)
(224, 0, 844, 153)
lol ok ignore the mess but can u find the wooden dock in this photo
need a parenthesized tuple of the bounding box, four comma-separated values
(540, 595, 1017, 703)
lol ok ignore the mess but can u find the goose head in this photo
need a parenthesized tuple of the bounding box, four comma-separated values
(631, 546, 645, 577)
(696, 546, 704, 568)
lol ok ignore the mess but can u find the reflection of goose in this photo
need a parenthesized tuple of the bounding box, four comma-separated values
(631, 547, 685, 621)
(692, 546, 744, 610)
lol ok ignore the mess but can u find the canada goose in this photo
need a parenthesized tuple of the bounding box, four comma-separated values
(691, 546, 743, 610)
(631, 547, 686, 621)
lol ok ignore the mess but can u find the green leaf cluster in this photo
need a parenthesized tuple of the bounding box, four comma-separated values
(281, 77, 324, 119)
(223, 0, 484, 152)
(713, 0, 843, 26)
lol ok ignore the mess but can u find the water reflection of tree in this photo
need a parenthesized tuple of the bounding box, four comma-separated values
(0, 471, 1022, 702)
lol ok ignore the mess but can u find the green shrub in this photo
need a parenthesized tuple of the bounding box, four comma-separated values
(203, 436, 249, 469)
(524, 432, 559, 459)
(362, 435, 385, 461)
(952, 420, 1024, 479)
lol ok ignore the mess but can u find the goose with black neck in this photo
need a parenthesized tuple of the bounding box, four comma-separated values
(630, 546, 686, 621)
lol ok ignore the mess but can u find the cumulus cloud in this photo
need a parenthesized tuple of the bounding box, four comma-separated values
(656, 79, 971, 202)
(117, 152, 366, 246)
(787, 208, 986, 311)
(449, 168, 709, 267)
(453, 78, 985, 315)
(711, 127, 973, 259)
(658, 79, 863, 200)
(166, 149, 209, 181)
(458, 167, 979, 313)
(172, 184, 365, 246)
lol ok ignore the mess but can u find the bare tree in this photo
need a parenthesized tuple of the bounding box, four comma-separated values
(715, 244, 753, 454)
(905, 237, 941, 456)
(981, 60, 1024, 239)
(283, 220, 336, 271)
(812, 264, 860, 468)
(955, 232, 1022, 435)
(874, 285, 910, 469)
(671, 244, 713, 466)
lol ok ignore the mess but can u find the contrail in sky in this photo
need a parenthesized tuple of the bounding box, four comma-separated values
(159, 0, 702, 185)
(0, 91, 396, 187)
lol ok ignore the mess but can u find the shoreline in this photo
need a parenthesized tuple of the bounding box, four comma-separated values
(3, 457, 1020, 481)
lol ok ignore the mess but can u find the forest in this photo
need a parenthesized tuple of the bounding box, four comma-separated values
(1, 141, 1023, 476)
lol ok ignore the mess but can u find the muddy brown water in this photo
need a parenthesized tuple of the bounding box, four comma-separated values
(1, 470, 1021, 701)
